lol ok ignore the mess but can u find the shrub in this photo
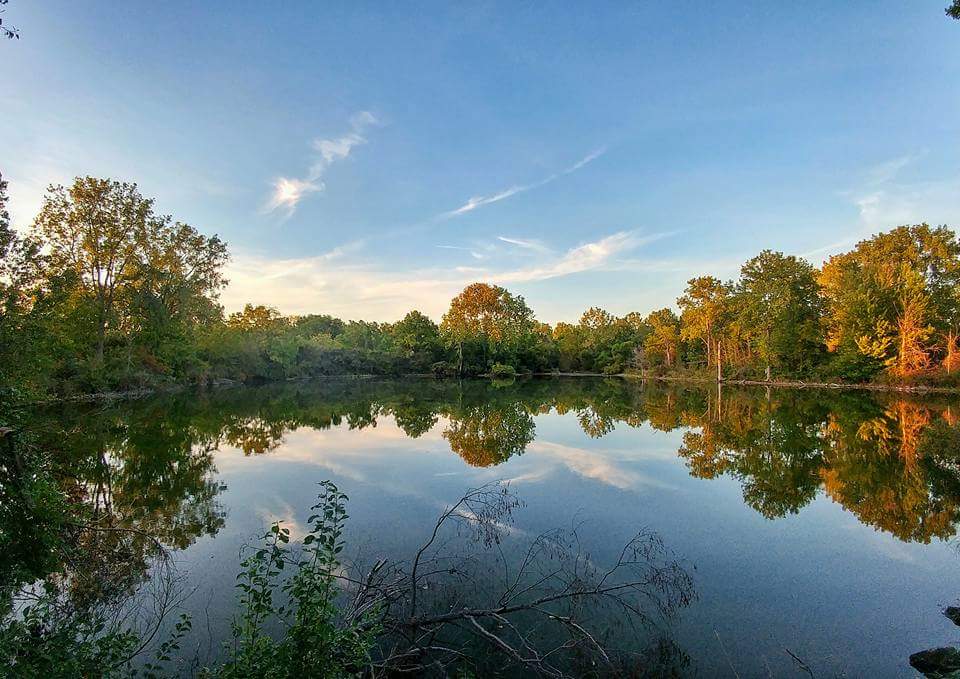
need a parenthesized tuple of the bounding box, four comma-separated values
(431, 361, 457, 378)
(490, 363, 517, 379)
(601, 362, 623, 375)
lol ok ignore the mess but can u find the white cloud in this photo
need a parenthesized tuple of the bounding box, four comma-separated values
(265, 177, 322, 213)
(497, 236, 552, 254)
(221, 229, 665, 321)
(497, 231, 667, 283)
(805, 153, 960, 262)
(439, 147, 606, 219)
(852, 153, 960, 229)
(265, 111, 379, 216)
(524, 440, 676, 491)
(864, 152, 922, 186)
(443, 186, 524, 217)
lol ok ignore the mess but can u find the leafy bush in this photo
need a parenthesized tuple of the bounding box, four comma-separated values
(815, 351, 884, 383)
(431, 361, 457, 378)
(489, 363, 517, 379)
(210, 481, 376, 678)
(601, 361, 623, 375)
(0, 590, 141, 679)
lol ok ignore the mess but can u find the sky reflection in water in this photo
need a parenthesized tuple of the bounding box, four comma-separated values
(40, 377, 960, 676)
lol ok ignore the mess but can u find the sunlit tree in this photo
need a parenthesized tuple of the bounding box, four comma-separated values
(733, 250, 823, 380)
(678, 276, 730, 371)
(644, 308, 681, 368)
(819, 225, 960, 378)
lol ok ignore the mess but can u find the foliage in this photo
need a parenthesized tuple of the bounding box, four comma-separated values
(210, 481, 376, 678)
(678, 276, 730, 369)
(4, 173, 960, 394)
(0, 0, 17, 39)
(0, 422, 68, 601)
(819, 225, 960, 380)
(440, 282, 540, 376)
(0, 586, 140, 679)
(643, 308, 681, 369)
(489, 362, 517, 378)
(733, 250, 824, 379)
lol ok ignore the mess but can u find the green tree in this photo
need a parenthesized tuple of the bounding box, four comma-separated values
(552, 322, 585, 372)
(440, 283, 538, 375)
(819, 225, 960, 379)
(678, 276, 730, 372)
(128, 218, 228, 372)
(734, 250, 823, 380)
(389, 310, 442, 371)
(0, 172, 50, 392)
(32, 178, 153, 363)
(644, 308, 681, 368)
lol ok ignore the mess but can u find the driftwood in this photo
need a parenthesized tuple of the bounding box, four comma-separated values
(327, 482, 697, 677)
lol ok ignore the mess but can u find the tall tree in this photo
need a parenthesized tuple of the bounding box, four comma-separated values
(440, 283, 536, 375)
(390, 310, 442, 370)
(129, 219, 228, 357)
(644, 308, 681, 368)
(819, 224, 960, 378)
(678, 276, 730, 371)
(32, 178, 152, 362)
(734, 250, 823, 380)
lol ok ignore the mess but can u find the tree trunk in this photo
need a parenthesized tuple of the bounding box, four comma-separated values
(947, 331, 958, 373)
(96, 317, 106, 364)
(716, 340, 722, 382)
(765, 365, 771, 382)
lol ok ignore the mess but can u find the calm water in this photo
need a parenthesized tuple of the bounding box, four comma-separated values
(36, 377, 960, 676)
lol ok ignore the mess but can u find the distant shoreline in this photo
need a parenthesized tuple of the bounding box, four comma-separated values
(25, 371, 960, 406)
(540, 372, 960, 395)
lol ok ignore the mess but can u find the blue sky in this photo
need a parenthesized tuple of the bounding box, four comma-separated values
(2, 1, 959, 322)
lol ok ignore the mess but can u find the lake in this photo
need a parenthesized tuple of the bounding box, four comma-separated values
(33, 377, 960, 676)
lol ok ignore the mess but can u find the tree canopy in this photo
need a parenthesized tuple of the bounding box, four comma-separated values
(3, 173, 960, 395)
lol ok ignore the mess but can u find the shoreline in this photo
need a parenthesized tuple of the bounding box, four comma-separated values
(22, 371, 960, 406)
(619, 373, 960, 395)
(540, 371, 960, 394)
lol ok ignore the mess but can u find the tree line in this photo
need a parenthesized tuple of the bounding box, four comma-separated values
(3, 173, 960, 397)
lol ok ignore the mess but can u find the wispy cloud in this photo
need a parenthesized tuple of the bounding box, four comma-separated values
(497, 236, 552, 254)
(443, 186, 525, 217)
(498, 231, 667, 283)
(805, 152, 960, 262)
(439, 147, 606, 219)
(436, 244, 487, 260)
(265, 111, 379, 216)
(222, 228, 667, 321)
(864, 152, 922, 186)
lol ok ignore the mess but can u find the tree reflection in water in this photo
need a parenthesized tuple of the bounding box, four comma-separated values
(35, 376, 960, 554)
(18, 377, 960, 674)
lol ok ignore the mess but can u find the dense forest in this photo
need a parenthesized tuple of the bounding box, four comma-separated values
(3, 172, 960, 399)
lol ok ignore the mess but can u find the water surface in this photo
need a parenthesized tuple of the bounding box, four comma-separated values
(37, 377, 960, 676)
